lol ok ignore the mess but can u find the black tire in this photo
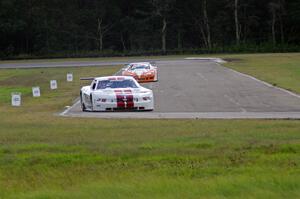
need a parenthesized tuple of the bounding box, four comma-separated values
(90, 93, 94, 111)
(80, 91, 87, 112)
(154, 70, 158, 82)
(81, 102, 87, 112)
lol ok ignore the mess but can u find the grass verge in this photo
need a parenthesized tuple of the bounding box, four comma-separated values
(220, 53, 300, 94)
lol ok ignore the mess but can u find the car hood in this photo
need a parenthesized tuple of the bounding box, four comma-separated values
(132, 69, 150, 76)
(94, 87, 151, 94)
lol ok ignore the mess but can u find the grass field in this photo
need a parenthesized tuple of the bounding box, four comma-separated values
(0, 53, 299, 198)
(221, 53, 300, 94)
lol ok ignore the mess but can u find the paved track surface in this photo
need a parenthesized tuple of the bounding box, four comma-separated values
(2, 58, 299, 118)
(60, 59, 300, 119)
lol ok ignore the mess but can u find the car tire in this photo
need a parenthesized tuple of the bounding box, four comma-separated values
(90, 93, 94, 112)
(154, 71, 158, 82)
(80, 91, 87, 112)
(81, 102, 87, 112)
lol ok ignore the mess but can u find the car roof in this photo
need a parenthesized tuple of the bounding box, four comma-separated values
(129, 62, 150, 66)
(94, 76, 134, 81)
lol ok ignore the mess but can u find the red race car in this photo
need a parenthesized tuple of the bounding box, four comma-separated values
(122, 62, 158, 83)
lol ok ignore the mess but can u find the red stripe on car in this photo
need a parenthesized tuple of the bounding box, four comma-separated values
(114, 89, 134, 109)
(124, 89, 134, 108)
(126, 94, 134, 108)
(114, 90, 125, 108)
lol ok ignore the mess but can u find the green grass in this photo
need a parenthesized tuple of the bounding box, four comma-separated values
(0, 53, 299, 199)
(0, 66, 119, 108)
(220, 53, 300, 94)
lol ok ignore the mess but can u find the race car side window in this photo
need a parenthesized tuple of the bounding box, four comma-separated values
(91, 80, 97, 90)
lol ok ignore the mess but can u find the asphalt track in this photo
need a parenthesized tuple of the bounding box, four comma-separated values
(2, 58, 300, 119)
(59, 59, 300, 119)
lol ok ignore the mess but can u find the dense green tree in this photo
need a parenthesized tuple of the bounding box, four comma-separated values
(0, 0, 299, 58)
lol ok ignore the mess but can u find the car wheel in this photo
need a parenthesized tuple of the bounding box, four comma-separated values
(154, 71, 158, 82)
(81, 102, 87, 112)
(90, 93, 94, 111)
(80, 92, 87, 112)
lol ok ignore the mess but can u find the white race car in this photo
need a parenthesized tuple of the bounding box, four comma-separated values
(80, 76, 154, 111)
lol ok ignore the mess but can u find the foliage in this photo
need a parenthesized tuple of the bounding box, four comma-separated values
(1, 0, 300, 58)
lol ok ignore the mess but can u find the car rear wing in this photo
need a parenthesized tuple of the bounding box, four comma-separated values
(80, 77, 95, 80)
(150, 61, 156, 66)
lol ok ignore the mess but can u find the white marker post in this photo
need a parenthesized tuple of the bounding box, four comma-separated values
(50, 80, 57, 90)
(32, 87, 41, 97)
(67, 73, 73, 82)
(11, 92, 21, 106)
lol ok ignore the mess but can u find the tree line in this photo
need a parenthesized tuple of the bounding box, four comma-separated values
(0, 0, 299, 58)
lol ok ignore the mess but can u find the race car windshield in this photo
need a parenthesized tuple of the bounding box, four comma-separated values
(130, 65, 150, 70)
(97, 79, 138, 89)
